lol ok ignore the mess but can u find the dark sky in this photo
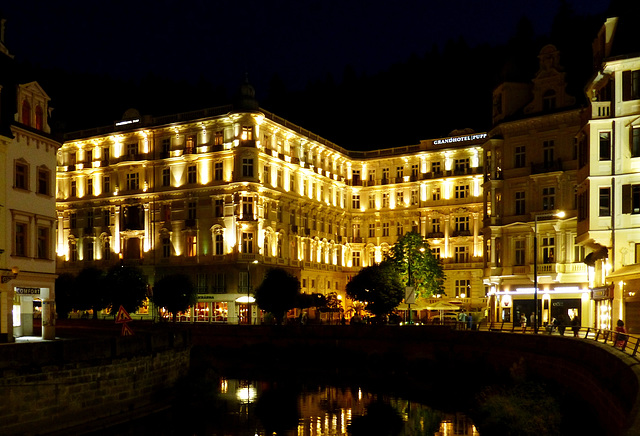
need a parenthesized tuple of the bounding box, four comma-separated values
(1, 0, 609, 95)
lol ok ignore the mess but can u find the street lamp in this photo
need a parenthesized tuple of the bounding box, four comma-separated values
(246, 260, 258, 324)
(533, 210, 565, 334)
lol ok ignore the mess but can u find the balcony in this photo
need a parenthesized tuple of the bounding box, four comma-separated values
(531, 159, 563, 174)
(452, 230, 472, 237)
(591, 101, 611, 119)
(426, 232, 444, 238)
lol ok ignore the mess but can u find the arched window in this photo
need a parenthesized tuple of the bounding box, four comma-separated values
(35, 105, 44, 130)
(21, 100, 31, 126)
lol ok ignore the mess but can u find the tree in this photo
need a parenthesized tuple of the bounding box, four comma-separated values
(152, 273, 197, 322)
(105, 265, 148, 315)
(386, 232, 445, 298)
(254, 268, 301, 324)
(345, 261, 404, 320)
(75, 267, 109, 319)
(54, 273, 77, 319)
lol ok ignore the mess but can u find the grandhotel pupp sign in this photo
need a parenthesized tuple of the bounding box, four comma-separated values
(433, 133, 487, 145)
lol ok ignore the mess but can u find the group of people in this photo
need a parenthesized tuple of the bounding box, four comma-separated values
(519, 313, 631, 349)
(519, 312, 580, 337)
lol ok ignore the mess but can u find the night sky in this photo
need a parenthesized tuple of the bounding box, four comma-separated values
(1, 0, 611, 146)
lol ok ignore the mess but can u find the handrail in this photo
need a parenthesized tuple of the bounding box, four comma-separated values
(478, 321, 639, 360)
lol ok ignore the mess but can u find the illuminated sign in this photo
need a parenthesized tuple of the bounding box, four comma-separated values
(433, 133, 487, 145)
(115, 118, 141, 127)
(15, 287, 41, 295)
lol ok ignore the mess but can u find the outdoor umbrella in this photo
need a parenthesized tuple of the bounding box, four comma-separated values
(426, 301, 461, 325)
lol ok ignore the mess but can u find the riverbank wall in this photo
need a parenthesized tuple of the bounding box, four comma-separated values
(0, 330, 190, 436)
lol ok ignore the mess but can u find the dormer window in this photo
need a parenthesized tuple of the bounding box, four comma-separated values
(543, 90, 556, 111)
(21, 100, 31, 126)
(35, 105, 44, 130)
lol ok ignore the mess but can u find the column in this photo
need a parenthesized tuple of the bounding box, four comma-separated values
(444, 215, 450, 258)
(57, 211, 65, 257)
(143, 203, 151, 253)
(114, 205, 121, 254)
(473, 213, 480, 257)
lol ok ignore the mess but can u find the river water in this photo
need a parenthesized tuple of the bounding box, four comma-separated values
(89, 377, 479, 436)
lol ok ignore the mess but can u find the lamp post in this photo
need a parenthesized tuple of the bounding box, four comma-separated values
(533, 211, 564, 334)
(246, 260, 258, 324)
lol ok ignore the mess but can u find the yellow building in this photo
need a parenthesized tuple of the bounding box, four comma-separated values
(483, 45, 590, 329)
(577, 16, 640, 332)
(55, 83, 486, 323)
(0, 18, 59, 341)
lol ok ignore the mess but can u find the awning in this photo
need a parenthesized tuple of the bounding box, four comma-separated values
(607, 264, 640, 280)
(584, 246, 608, 266)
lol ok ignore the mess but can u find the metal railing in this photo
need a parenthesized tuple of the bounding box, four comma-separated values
(478, 321, 639, 360)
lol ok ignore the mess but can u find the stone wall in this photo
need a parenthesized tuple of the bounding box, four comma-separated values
(0, 330, 190, 435)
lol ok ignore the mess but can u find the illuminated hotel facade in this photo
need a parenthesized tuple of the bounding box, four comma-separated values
(55, 86, 487, 323)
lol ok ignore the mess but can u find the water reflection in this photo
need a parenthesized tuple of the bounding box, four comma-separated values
(86, 378, 479, 435)
(220, 378, 479, 436)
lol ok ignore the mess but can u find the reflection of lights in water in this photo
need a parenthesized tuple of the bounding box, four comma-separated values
(236, 386, 257, 403)
(220, 378, 228, 394)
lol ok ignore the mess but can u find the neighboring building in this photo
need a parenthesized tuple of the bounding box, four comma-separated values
(577, 15, 640, 332)
(55, 83, 487, 323)
(0, 17, 59, 341)
(483, 45, 590, 328)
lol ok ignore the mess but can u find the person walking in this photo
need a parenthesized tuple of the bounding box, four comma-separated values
(557, 314, 566, 336)
(571, 316, 580, 337)
(530, 312, 536, 332)
(520, 313, 527, 333)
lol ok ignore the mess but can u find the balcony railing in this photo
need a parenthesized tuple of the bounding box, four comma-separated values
(591, 101, 611, 119)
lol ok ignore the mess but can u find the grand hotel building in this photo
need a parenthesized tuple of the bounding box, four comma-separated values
(55, 86, 487, 323)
